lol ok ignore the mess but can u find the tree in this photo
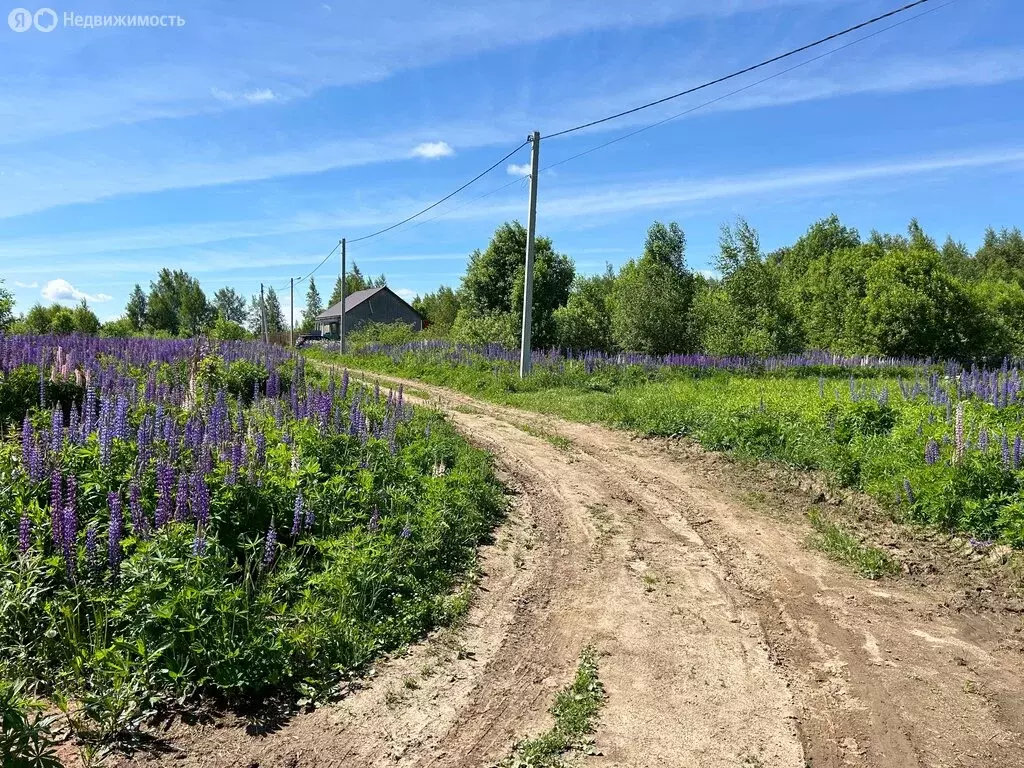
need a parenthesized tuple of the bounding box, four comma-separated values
(71, 300, 100, 335)
(302, 277, 323, 332)
(0, 279, 14, 333)
(610, 221, 695, 355)
(456, 221, 574, 348)
(327, 263, 379, 308)
(146, 269, 213, 337)
(125, 284, 148, 331)
(554, 266, 617, 352)
(248, 294, 265, 336)
(413, 286, 460, 332)
(708, 219, 802, 355)
(264, 287, 285, 333)
(862, 243, 977, 359)
(212, 287, 247, 325)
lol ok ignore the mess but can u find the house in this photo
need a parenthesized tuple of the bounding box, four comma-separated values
(315, 286, 423, 338)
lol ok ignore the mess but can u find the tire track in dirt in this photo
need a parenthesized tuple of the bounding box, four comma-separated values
(128, 371, 1024, 767)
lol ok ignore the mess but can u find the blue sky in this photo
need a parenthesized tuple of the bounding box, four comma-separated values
(1, 0, 1022, 321)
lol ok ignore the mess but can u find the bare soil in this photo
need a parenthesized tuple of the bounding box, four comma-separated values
(113, 374, 1024, 768)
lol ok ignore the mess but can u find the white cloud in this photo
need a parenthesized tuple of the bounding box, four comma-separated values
(411, 141, 455, 159)
(211, 87, 279, 104)
(507, 163, 531, 176)
(394, 288, 418, 302)
(40, 279, 113, 304)
(14, 280, 38, 288)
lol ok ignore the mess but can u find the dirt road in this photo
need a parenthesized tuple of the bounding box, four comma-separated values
(135, 374, 1024, 768)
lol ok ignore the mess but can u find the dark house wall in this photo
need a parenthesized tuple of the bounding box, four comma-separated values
(319, 288, 423, 337)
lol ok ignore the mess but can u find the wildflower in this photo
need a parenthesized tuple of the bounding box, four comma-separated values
(108, 492, 124, 574)
(192, 533, 207, 557)
(978, 428, 989, 452)
(129, 482, 147, 538)
(191, 473, 211, 528)
(262, 523, 277, 570)
(18, 515, 30, 554)
(1015, 434, 1023, 471)
(1003, 434, 1012, 469)
(85, 523, 98, 571)
(291, 492, 304, 537)
(902, 478, 915, 505)
(924, 439, 939, 465)
(400, 524, 412, 539)
(368, 507, 380, 533)
(953, 402, 965, 464)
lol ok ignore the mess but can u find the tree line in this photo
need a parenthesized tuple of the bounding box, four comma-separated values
(412, 217, 1024, 361)
(0, 261, 386, 340)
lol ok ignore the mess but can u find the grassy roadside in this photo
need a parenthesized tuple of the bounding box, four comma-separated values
(305, 348, 1024, 553)
(498, 646, 605, 768)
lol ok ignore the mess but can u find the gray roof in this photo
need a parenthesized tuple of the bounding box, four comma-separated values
(316, 287, 385, 320)
(316, 286, 422, 321)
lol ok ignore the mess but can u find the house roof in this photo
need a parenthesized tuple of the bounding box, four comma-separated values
(315, 286, 421, 321)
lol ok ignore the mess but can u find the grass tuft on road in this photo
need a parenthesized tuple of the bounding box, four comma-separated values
(499, 646, 605, 768)
(807, 509, 900, 579)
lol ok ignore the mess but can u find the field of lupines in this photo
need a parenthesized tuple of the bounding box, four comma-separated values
(0, 334, 503, 753)
(312, 339, 1024, 548)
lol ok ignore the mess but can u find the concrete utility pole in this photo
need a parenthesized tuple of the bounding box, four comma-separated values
(289, 277, 294, 347)
(259, 283, 269, 344)
(340, 238, 347, 354)
(519, 131, 541, 378)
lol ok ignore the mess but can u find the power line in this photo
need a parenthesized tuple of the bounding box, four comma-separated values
(274, 241, 341, 292)
(376, 0, 951, 231)
(541, 0, 953, 174)
(346, 139, 530, 244)
(542, 0, 937, 140)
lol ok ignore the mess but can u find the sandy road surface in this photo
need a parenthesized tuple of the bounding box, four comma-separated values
(126, 373, 1024, 768)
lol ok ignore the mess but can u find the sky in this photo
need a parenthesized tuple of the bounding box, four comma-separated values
(0, 0, 1022, 322)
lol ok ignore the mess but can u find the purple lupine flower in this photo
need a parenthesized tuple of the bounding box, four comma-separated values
(924, 438, 939, 465)
(1003, 434, 1013, 470)
(227, 439, 242, 485)
(114, 395, 129, 440)
(49, 470, 63, 549)
(192, 532, 207, 557)
(903, 478, 915, 505)
(129, 482, 147, 538)
(978, 428, 989, 452)
(368, 507, 380, 533)
(291, 492, 304, 537)
(262, 523, 277, 570)
(953, 402, 965, 464)
(1015, 434, 1022, 471)
(400, 524, 412, 539)
(50, 407, 63, 454)
(62, 475, 78, 576)
(174, 474, 189, 522)
(85, 523, 99, 572)
(108, 491, 124, 573)
(156, 462, 174, 529)
(21, 414, 33, 462)
(304, 502, 315, 533)
(191, 473, 211, 528)
(18, 515, 30, 554)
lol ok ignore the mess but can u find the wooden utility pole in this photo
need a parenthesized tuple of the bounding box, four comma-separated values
(259, 283, 269, 344)
(340, 238, 347, 354)
(289, 277, 294, 347)
(519, 131, 541, 378)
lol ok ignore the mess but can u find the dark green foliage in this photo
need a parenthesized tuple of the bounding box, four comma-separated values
(0, 679, 61, 768)
(212, 287, 248, 326)
(413, 286, 460, 333)
(610, 222, 696, 355)
(146, 269, 213, 337)
(125, 285, 148, 331)
(455, 221, 574, 349)
(0, 279, 14, 333)
(302, 277, 323, 332)
(17, 302, 101, 336)
(554, 266, 617, 353)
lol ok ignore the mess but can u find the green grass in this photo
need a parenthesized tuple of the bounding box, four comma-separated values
(499, 646, 605, 768)
(308, 346, 1024, 550)
(806, 509, 900, 579)
(514, 423, 573, 452)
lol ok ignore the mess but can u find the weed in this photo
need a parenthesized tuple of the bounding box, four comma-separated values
(807, 510, 900, 579)
(498, 646, 606, 768)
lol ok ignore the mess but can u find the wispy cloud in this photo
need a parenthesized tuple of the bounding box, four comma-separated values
(212, 87, 279, 104)
(507, 163, 531, 176)
(411, 141, 455, 159)
(40, 279, 113, 303)
(13, 280, 38, 288)
(394, 288, 418, 302)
